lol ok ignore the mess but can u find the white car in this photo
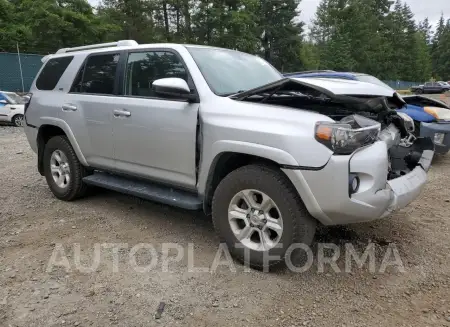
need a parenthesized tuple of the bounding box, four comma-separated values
(0, 91, 26, 126)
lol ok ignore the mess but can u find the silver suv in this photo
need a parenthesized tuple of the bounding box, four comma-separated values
(24, 40, 434, 269)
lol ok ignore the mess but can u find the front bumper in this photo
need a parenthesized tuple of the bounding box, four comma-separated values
(283, 140, 434, 225)
(420, 121, 450, 154)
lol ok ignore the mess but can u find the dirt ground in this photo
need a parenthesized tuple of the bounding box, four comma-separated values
(0, 125, 449, 327)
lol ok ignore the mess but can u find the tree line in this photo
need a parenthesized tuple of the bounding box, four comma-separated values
(0, 0, 449, 81)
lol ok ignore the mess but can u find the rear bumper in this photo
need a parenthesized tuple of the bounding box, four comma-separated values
(420, 122, 450, 154)
(283, 140, 433, 225)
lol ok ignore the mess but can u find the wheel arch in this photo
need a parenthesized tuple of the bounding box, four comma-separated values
(37, 121, 88, 175)
(199, 141, 300, 215)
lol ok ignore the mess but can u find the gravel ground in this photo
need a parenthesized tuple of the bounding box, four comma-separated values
(1, 126, 449, 327)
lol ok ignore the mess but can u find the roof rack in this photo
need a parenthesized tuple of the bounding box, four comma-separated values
(55, 40, 138, 54)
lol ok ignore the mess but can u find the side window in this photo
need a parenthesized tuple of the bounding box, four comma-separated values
(124, 51, 188, 97)
(36, 56, 74, 90)
(71, 53, 120, 95)
(425, 82, 432, 87)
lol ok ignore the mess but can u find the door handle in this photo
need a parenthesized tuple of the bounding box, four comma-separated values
(113, 109, 131, 117)
(62, 104, 77, 111)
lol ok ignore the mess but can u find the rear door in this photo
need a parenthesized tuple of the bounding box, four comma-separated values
(111, 48, 200, 189)
(63, 52, 122, 169)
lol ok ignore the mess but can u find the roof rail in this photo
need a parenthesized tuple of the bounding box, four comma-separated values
(55, 40, 138, 54)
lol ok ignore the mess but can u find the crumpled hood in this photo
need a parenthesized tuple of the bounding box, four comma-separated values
(289, 77, 397, 97)
(231, 77, 406, 113)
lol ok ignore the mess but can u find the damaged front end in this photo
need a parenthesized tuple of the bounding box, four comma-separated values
(232, 77, 435, 180)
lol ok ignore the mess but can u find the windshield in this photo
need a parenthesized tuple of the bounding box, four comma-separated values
(186, 47, 283, 96)
(356, 74, 393, 91)
(3, 92, 24, 104)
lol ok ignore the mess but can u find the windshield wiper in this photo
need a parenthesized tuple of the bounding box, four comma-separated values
(223, 90, 247, 97)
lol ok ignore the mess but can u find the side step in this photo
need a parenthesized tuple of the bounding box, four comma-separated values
(83, 172, 203, 210)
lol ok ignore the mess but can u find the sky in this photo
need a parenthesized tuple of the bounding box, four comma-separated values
(88, 0, 449, 28)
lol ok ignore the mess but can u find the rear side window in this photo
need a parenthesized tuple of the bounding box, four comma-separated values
(71, 53, 120, 95)
(36, 56, 73, 90)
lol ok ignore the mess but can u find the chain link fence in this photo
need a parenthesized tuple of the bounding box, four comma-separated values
(0, 53, 43, 92)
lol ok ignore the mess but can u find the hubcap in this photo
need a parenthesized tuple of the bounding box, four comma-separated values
(50, 150, 71, 188)
(228, 189, 283, 252)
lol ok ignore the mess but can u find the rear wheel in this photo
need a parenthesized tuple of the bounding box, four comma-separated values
(12, 114, 24, 127)
(212, 164, 316, 270)
(416, 89, 423, 94)
(43, 136, 89, 201)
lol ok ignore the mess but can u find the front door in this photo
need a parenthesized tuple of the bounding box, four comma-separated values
(112, 50, 199, 189)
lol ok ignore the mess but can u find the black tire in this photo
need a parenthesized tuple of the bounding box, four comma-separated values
(211, 164, 316, 270)
(12, 114, 24, 127)
(43, 136, 89, 201)
(416, 89, 423, 94)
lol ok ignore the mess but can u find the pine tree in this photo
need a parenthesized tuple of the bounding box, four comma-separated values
(258, 0, 304, 71)
(418, 18, 433, 45)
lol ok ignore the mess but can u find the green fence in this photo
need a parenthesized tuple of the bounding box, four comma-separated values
(0, 53, 44, 92)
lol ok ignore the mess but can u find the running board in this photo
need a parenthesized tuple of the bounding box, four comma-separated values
(83, 172, 202, 210)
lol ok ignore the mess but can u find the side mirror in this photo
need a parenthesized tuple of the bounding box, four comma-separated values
(0, 100, 8, 104)
(152, 78, 197, 102)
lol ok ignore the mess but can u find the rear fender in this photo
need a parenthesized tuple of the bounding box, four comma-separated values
(38, 117, 88, 166)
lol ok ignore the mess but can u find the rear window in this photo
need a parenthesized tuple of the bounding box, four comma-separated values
(36, 56, 74, 90)
(70, 53, 120, 95)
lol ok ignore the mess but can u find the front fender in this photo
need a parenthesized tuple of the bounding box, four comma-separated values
(197, 140, 299, 196)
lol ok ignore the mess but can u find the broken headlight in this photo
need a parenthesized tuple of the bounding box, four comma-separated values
(315, 115, 381, 155)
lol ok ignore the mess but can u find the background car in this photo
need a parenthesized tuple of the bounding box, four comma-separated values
(284, 71, 450, 154)
(0, 91, 26, 127)
(411, 81, 450, 94)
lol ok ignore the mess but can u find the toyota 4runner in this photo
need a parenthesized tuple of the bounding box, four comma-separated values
(24, 40, 434, 269)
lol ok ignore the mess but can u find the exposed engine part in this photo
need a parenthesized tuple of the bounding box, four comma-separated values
(388, 137, 435, 179)
(396, 112, 415, 133)
(378, 124, 401, 149)
(399, 134, 417, 147)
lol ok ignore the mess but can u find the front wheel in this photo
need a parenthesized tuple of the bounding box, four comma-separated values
(12, 114, 24, 127)
(212, 164, 316, 270)
(43, 136, 89, 201)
